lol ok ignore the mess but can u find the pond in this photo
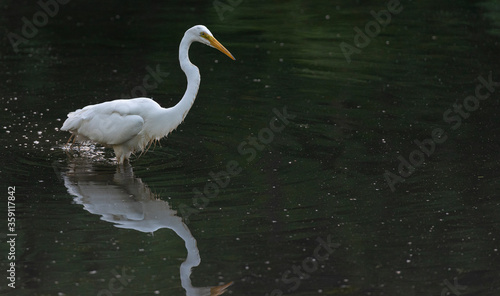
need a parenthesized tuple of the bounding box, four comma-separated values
(1, 0, 500, 295)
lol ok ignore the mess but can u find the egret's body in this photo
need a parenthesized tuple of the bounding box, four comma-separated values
(61, 25, 234, 163)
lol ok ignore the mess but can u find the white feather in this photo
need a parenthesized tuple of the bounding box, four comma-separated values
(60, 25, 235, 163)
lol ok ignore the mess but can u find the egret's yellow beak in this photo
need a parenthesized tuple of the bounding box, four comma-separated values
(207, 35, 235, 60)
(210, 281, 234, 296)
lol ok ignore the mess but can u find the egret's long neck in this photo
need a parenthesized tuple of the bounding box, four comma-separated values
(171, 36, 201, 123)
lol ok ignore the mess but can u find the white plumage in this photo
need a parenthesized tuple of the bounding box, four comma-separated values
(61, 25, 235, 163)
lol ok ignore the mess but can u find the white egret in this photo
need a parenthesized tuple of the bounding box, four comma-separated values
(61, 25, 235, 163)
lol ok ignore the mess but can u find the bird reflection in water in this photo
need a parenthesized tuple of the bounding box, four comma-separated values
(62, 159, 232, 296)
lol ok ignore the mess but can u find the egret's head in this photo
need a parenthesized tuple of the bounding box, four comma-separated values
(188, 25, 235, 60)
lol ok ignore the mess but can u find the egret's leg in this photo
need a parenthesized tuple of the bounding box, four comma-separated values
(114, 145, 132, 164)
(66, 134, 74, 146)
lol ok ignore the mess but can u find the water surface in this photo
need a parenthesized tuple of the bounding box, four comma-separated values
(1, 0, 500, 295)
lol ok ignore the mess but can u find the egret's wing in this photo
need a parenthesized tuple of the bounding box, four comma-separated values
(77, 112, 144, 145)
(62, 102, 144, 145)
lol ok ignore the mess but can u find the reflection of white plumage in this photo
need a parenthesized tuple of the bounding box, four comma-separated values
(63, 160, 233, 296)
(61, 25, 235, 163)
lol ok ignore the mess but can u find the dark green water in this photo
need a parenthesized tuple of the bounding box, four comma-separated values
(1, 0, 500, 295)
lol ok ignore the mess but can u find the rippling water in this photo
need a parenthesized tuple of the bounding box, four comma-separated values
(1, 0, 500, 295)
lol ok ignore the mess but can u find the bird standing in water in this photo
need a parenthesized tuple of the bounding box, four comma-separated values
(61, 25, 235, 163)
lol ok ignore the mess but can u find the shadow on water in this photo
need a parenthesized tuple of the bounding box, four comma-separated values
(62, 159, 233, 296)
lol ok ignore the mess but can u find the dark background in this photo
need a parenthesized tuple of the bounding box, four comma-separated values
(1, 0, 500, 295)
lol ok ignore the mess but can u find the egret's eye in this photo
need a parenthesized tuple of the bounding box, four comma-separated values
(200, 32, 209, 39)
